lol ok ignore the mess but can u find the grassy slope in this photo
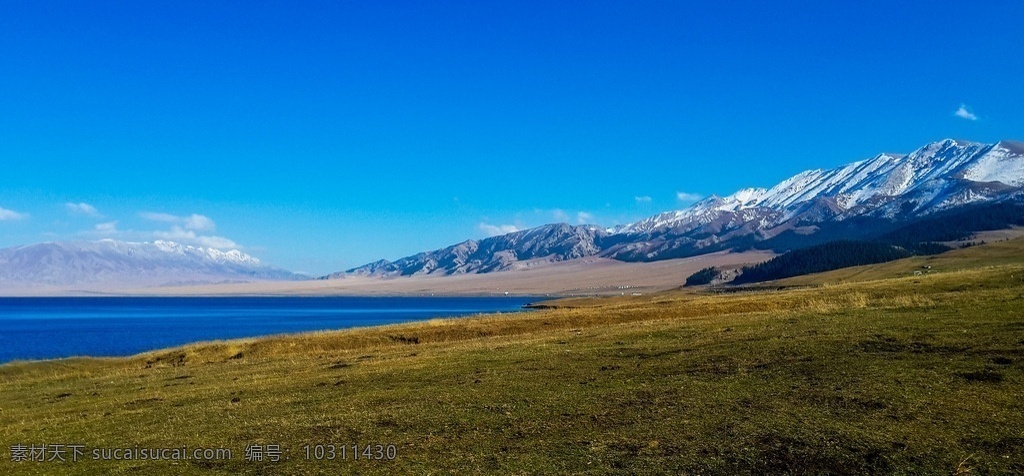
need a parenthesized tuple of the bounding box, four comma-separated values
(775, 237, 1024, 286)
(2, 241, 1024, 475)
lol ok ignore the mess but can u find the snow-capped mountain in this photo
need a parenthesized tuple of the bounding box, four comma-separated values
(0, 239, 304, 290)
(620, 139, 1024, 234)
(338, 139, 1024, 277)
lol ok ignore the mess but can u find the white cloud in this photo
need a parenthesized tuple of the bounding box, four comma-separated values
(676, 192, 703, 203)
(635, 196, 652, 203)
(153, 226, 194, 241)
(154, 226, 237, 249)
(478, 223, 520, 237)
(94, 221, 118, 233)
(183, 214, 215, 231)
(194, 235, 239, 249)
(954, 104, 978, 121)
(140, 212, 216, 231)
(139, 212, 179, 223)
(71, 211, 240, 250)
(66, 202, 101, 217)
(76, 221, 128, 239)
(0, 206, 28, 221)
(492, 208, 604, 231)
(138, 212, 236, 249)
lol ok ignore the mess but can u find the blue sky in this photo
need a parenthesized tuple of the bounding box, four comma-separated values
(1, 1, 1022, 274)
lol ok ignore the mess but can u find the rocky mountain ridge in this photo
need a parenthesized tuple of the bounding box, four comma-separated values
(337, 139, 1024, 278)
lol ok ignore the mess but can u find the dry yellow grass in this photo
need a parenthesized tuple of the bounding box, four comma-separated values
(1, 242, 1023, 474)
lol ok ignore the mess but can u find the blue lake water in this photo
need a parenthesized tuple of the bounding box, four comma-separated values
(0, 296, 537, 363)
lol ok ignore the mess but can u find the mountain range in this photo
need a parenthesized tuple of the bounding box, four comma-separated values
(0, 240, 303, 290)
(1, 138, 1020, 290)
(332, 139, 1024, 278)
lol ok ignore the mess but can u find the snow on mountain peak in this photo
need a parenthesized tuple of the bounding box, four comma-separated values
(995, 140, 1024, 154)
(960, 141, 1024, 187)
(719, 188, 768, 210)
(616, 139, 1024, 234)
(142, 240, 259, 265)
(153, 240, 185, 254)
(334, 139, 1024, 279)
(211, 248, 261, 265)
(0, 239, 298, 288)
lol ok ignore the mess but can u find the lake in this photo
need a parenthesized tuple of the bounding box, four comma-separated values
(0, 296, 536, 363)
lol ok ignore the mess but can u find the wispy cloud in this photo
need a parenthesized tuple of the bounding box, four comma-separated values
(531, 208, 591, 224)
(489, 208, 604, 233)
(676, 192, 703, 203)
(77, 219, 239, 250)
(139, 212, 178, 223)
(87, 211, 241, 249)
(184, 214, 215, 231)
(66, 202, 101, 217)
(634, 196, 652, 203)
(478, 223, 520, 237)
(94, 221, 118, 233)
(954, 104, 978, 121)
(154, 226, 238, 249)
(140, 212, 216, 231)
(76, 221, 126, 239)
(0, 206, 28, 221)
(196, 236, 239, 249)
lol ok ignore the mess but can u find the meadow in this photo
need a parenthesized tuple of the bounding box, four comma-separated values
(2, 240, 1023, 475)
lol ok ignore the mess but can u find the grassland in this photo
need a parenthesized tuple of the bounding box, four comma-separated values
(2, 241, 1024, 475)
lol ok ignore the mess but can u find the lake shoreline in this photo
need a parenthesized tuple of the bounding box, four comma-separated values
(0, 296, 538, 365)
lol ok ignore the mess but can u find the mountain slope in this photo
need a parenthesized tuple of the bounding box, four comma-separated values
(0, 240, 304, 289)
(333, 223, 606, 278)
(338, 139, 1024, 278)
(603, 139, 1024, 261)
(615, 140, 1023, 235)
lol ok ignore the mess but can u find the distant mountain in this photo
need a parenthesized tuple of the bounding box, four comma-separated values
(331, 223, 605, 278)
(336, 139, 1024, 278)
(0, 240, 304, 289)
